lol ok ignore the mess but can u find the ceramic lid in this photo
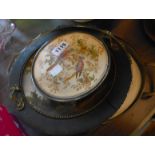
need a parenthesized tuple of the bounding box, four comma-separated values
(32, 32, 110, 101)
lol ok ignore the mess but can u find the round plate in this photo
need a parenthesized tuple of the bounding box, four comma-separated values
(9, 26, 134, 135)
(32, 32, 110, 102)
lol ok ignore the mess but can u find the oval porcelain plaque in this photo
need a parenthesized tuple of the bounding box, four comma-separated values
(32, 32, 109, 101)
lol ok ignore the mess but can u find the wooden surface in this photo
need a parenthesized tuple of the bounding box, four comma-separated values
(92, 19, 155, 135)
(0, 19, 155, 135)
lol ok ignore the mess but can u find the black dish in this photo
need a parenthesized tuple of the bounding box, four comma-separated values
(10, 26, 116, 119)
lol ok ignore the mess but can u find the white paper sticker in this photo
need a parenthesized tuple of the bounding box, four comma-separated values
(51, 41, 69, 57)
(48, 64, 63, 77)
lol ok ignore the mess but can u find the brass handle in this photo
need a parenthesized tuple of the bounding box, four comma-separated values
(10, 85, 25, 110)
(16, 97, 25, 111)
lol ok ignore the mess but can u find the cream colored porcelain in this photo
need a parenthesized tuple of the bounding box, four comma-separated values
(32, 32, 109, 100)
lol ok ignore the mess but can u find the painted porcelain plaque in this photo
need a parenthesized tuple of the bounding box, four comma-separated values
(32, 32, 109, 100)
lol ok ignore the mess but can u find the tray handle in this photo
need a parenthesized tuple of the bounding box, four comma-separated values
(10, 85, 25, 110)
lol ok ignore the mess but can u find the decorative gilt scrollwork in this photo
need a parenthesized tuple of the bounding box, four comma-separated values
(10, 85, 25, 111)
